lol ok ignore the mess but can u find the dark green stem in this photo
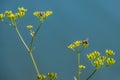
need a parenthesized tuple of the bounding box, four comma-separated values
(29, 22, 43, 51)
(86, 69, 98, 80)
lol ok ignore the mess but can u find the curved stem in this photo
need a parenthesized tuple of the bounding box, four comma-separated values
(86, 69, 97, 80)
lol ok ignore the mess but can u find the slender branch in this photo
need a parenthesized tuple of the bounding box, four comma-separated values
(14, 25, 40, 75)
(15, 26, 30, 52)
(78, 53, 80, 80)
(29, 22, 43, 51)
(77, 47, 85, 80)
(29, 51, 40, 75)
(86, 69, 98, 80)
(28, 22, 43, 75)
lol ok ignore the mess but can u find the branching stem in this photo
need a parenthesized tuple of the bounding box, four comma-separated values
(15, 26, 30, 52)
(14, 23, 43, 76)
(29, 22, 43, 51)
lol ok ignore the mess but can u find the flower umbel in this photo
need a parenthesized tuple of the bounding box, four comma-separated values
(105, 49, 115, 56)
(47, 72, 57, 80)
(106, 58, 115, 66)
(68, 39, 89, 51)
(4, 11, 17, 20)
(87, 49, 115, 69)
(18, 7, 27, 13)
(33, 11, 53, 22)
(37, 74, 47, 80)
(74, 40, 82, 47)
(87, 51, 100, 61)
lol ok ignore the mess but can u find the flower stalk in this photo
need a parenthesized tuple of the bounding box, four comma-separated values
(15, 24, 40, 76)
(86, 69, 97, 80)
(77, 53, 80, 80)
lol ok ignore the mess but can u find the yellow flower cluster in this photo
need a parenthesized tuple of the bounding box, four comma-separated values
(37, 72, 57, 80)
(87, 51, 100, 61)
(68, 39, 89, 51)
(79, 65, 86, 70)
(106, 49, 115, 56)
(47, 72, 57, 80)
(106, 58, 115, 66)
(26, 25, 33, 29)
(33, 11, 53, 22)
(86, 49, 115, 69)
(93, 58, 104, 68)
(0, 13, 4, 20)
(4, 7, 27, 20)
(37, 74, 47, 80)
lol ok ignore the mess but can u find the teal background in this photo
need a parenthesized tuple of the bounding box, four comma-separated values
(0, 0, 120, 80)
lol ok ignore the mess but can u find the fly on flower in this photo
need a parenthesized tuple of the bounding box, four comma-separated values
(82, 39, 89, 48)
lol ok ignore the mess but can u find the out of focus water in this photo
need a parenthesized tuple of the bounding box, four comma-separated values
(0, 0, 120, 80)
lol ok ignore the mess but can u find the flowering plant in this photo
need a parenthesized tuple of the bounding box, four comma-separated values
(0, 7, 116, 80)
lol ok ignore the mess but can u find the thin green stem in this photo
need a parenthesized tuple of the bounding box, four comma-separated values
(28, 22, 43, 75)
(29, 22, 43, 51)
(14, 25, 40, 75)
(3, 19, 42, 76)
(78, 53, 80, 80)
(86, 69, 98, 80)
(29, 51, 40, 75)
(15, 26, 30, 52)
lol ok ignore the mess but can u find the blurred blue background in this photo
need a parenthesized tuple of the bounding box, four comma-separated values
(0, 0, 120, 80)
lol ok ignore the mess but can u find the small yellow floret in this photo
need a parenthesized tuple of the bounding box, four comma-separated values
(105, 49, 115, 56)
(45, 11, 53, 17)
(0, 14, 4, 20)
(5, 10, 12, 16)
(33, 11, 53, 22)
(8, 13, 17, 20)
(79, 65, 86, 69)
(87, 51, 100, 61)
(37, 74, 46, 80)
(106, 58, 115, 65)
(94, 59, 104, 68)
(74, 40, 82, 47)
(47, 72, 57, 80)
(18, 7, 27, 13)
(26, 25, 33, 29)
(68, 44, 75, 50)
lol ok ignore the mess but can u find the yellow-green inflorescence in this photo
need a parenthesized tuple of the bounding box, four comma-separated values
(37, 74, 47, 80)
(4, 7, 27, 20)
(68, 39, 89, 51)
(33, 11, 53, 23)
(0, 7, 27, 27)
(79, 65, 86, 70)
(26, 25, 33, 29)
(87, 49, 115, 69)
(37, 72, 57, 80)
(0, 7, 53, 27)
(0, 13, 4, 20)
(47, 72, 57, 80)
